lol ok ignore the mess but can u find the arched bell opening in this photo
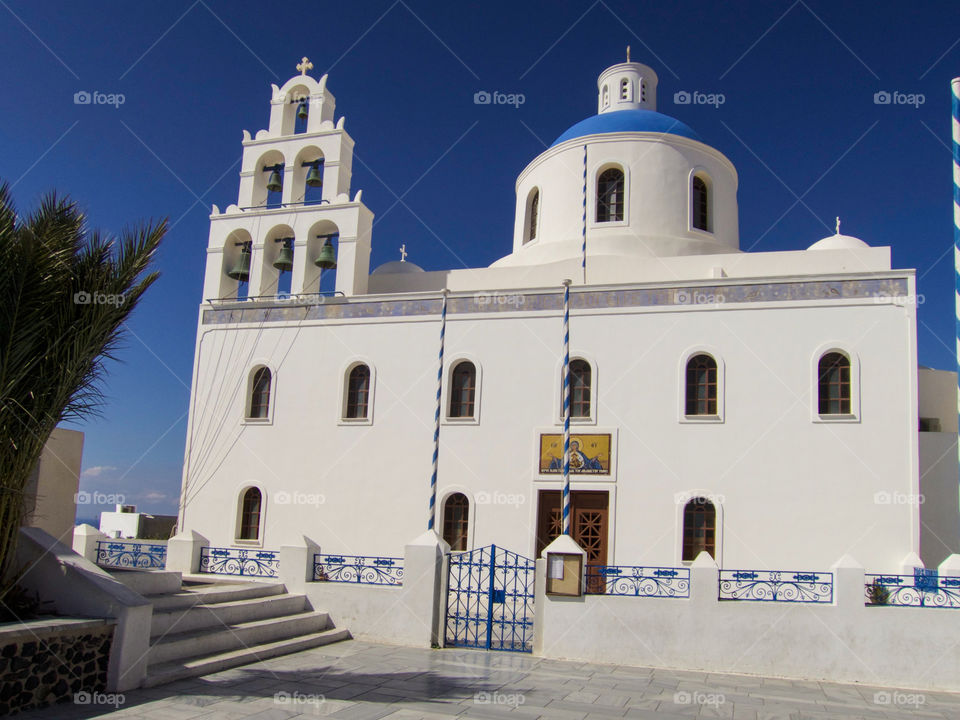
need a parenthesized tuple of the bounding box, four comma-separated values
(260, 224, 295, 298)
(281, 85, 311, 136)
(253, 150, 285, 209)
(221, 229, 253, 300)
(293, 146, 325, 207)
(305, 220, 339, 295)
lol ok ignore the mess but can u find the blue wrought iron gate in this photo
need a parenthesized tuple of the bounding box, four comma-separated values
(445, 544, 535, 653)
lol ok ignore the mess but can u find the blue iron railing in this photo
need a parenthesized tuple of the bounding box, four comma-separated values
(313, 554, 403, 585)
(199, 547, 279, 578)
(865, 571, 960, 608)
(719, 569, 833, 603)
(96, 540, 167, 569)
(585, 565, 690, 597)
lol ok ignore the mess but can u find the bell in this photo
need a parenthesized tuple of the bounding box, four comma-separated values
(266, 168, 283, 193)
(297, 100, 309, 120)
(305, 162, 322, 188)
(314, 237, 337, 269)
(227, 245, 251, 281)
(273, 240, 294, 273)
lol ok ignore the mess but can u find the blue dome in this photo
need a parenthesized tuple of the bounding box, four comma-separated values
(551, 109, 700, 147)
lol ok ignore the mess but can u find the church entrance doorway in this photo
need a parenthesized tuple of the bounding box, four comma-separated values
(536, 490, 609, 593)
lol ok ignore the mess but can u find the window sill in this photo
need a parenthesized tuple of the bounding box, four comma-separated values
(232, 539, 264, 549)
(242, 417, 273, 427)
(555, 417, 598, 426)
(443, 416, 479, 426)
(813, 414, 859, 424)
(680, 414, 723, 424)
(338, 417, 373, 427)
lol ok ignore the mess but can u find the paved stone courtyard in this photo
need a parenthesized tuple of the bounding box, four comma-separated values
(15, 639, 960, 719)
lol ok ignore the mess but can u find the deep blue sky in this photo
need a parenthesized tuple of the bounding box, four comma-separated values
(2, 1, 958, 521)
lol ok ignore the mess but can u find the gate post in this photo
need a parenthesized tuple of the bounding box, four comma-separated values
(400, 530, 450, 647)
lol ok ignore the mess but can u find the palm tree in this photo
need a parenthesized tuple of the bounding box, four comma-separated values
(0, 183, 165, 590)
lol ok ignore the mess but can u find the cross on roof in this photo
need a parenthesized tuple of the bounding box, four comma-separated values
(836, 216, 841, 234)
(399, 244, 408, 262)
(626, 46, 631, 62)
(296, 56, 313, 76)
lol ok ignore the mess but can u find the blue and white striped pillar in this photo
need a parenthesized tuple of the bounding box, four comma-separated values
(582, 145, 588, 284)
(561, 279, 572, 535)
(428, 289, 449, 531)
(953, 78, 960, 468)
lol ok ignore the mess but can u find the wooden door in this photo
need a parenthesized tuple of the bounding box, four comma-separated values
(536, 490, 608, 592)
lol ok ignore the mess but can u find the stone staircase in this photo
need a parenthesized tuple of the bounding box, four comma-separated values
(110, 570, 350, 687)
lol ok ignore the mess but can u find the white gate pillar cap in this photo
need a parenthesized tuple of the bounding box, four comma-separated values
(407, 529, 449, 552)
(540, 534, 585, 559)
(899, 551, 924, 571)
(830, 554, 863, 569)
(691, 551, 718, 568)
(938, 554, 960, 574)
(73, 523, 103, 538)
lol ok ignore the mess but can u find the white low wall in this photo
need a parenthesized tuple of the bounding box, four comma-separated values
(534, 558, 960, 691)
(304, 582, 406, 643)
(17, 527, 152, 692)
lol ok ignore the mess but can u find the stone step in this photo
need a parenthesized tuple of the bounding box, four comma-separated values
(110, 569, 182, 595)
(150, 593, 308, 638)
(142, 628, 352, 687)
(146, 581, 284, 611)
(147, 610, 331, 665)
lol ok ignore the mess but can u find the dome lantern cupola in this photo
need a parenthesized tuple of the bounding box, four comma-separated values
(597, 48, 658, 114)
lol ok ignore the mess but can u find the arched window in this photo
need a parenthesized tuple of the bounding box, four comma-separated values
(449, 362, 476, 418)
(248, 367, 272, 419)
(570, 359, 591, 418)
(601, 85, 609, 108)
(442, 493, 469, 551)
(526, 190, 539, 243)
(596, 168, 624, 222)
(345, 364, 371, 419)
(640, 80, 646, 102)
(818, 352, 851, 415)
(685, 354, 718, 416)
(692, 176, 709, 231)
(238, 487, 262, 541)
(619, 77, 630, 101)
(682, 498, 715, 561)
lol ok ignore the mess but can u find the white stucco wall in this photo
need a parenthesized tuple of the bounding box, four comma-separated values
(179, 272, 920, 574)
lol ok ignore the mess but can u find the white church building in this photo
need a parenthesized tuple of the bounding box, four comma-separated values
(178, 55, 960, 578)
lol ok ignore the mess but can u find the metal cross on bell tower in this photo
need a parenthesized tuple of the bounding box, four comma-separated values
(296, 56, 313, 76)
(399, 244, 408, 262)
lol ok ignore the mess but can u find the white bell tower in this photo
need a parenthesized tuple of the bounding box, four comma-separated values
(596, 48, 659, 114)
(202, 57, 374, 301)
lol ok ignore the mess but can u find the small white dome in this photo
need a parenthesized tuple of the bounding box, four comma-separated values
(371, 260, 425, 275)
(807, 233, 869, 251)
